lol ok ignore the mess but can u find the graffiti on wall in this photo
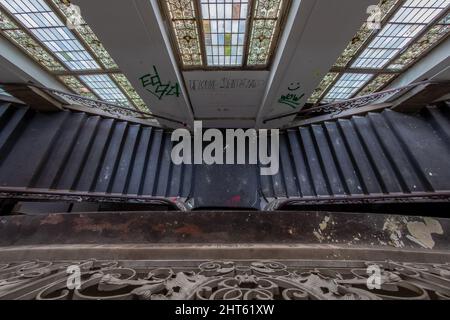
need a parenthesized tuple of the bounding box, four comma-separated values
(189, 78, 266, 91)
(278, 82, 305, 109)
(139, 66, 180, 100)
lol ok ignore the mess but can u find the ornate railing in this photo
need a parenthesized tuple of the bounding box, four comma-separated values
(0, 260, 449, 300)
(0, 83, 187, 127)
(45, 87, 187, 126)
(263, 80, 434, 125)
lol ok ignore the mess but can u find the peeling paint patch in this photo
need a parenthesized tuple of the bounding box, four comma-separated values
(319, 216, 330, 231)
(313, 216, 332, 243)
(406, 218, 444, 249)
(383, 218, 404, 248)
(313, 231, 325, 242)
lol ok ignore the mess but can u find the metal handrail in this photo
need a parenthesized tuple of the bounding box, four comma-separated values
(263, 80, 435, 124)
(0, 82, 188, 126)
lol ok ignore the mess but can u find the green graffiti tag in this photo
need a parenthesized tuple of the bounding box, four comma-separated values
(278, 82, 305, 109)
(140, 66, 180, 100)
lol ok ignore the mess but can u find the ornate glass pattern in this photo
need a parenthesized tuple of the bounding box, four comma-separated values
(201, 0, 248, 66)
(0, 1, 151, 115)
(333, 0, 399, 68)
(322, 73, 373, 103)
(166, 0, 203, 66)
(58, 75, 96, 99)
(0, 10, 65, 71)
(247, 0, 284, 65)
(307, 72, 339, 104)
(356, 73, 395, 96)
(388, 23, 449, 70)
(3, 29, 66, 72)
(112, 74, 151, 113)
(314, 0, 449, 104)
(333, 25, 374, 68)
(79, 74, 131, 107)
(352, 0, 449, 69)
(0, 0, 100, 71)
(51, 0, 119, 69)
(0, 7, 15, 28)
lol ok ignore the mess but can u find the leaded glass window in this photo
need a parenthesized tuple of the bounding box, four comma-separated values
(163, 0, 289, 68)
(0, 0, 150, 114)
(308, 0, 450, 104)
(201, 0, 248, 66)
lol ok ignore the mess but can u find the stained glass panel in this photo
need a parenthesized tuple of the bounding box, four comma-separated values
(357, 74, 395, 96)
(201, 0, 248, 66)
(322, 73, 373, 102)
(58, 75, 97, 98)
(51, 0, 118, 69)
(352, 0, 449, 69)
(0, 8, 65, 71)
(79, 74, 131, 106)
(388, 20, 449, 70)
(0, 0, 151, 115)
(334, 0, 399, 68)
(0, 0, 100, 71)
(313, 0, 449, 104)
(112, 74, 151, 113)
(247, 0, 283, 66)
(307, 72, 339, 104)
(166, 0, 203, 66)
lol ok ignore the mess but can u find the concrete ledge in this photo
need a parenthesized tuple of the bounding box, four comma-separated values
(0, 244, 449, 264)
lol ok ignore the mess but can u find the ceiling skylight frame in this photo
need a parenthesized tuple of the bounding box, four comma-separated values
(0, 0, 150, 113)
(309, 0, 449, 105)
(161, 0, 291, 70)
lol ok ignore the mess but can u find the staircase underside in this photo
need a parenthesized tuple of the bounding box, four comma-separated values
(0, 101, 449, 210)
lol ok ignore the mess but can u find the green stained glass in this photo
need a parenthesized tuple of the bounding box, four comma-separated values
(2, 29, 65, 72)
(247, 0, 283, 66)
(357, 74, 396, 96)
(166, 0, 203, 66)
(0, 10, 16, 29)
(247, 19, 277, 65)
(254, 0, 282, 18)
(0, 8, 65, 72)
(307, 72, 339, 104)
(388, 24, 449, 70)
(112, 74, 151, 113)
(59, 75, 97, 99)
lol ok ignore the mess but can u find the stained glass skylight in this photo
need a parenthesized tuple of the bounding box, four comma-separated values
(247, 0, 284, 65)
(163, 0, 289, 68)
(322, 73, 373, 102)
(0, 0, 150, 115)
(308, 0, 450, 105)
(201, 0, 248, 66)
(0, 0, 99, 71)
(352, 0, 449, 69)
(165, 0, 202, 66)
(79, 75, 130, 106)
